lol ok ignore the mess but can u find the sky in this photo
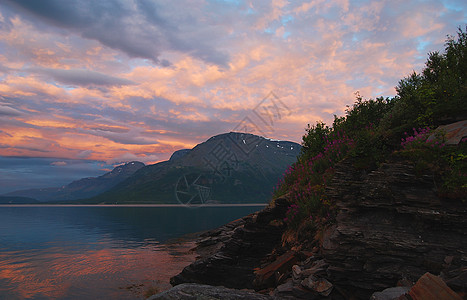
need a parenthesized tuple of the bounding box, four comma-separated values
(0, 0, 466, 194)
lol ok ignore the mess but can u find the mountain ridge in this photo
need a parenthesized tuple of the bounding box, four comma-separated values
(86, 132, 301, 204)
(4, 161, 145, 202)
(3, 132, 301, 204)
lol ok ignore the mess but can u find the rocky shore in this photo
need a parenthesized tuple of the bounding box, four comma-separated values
(151, 157, 466, 299)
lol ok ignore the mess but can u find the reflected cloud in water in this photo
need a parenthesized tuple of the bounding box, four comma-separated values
(0, 206, 261, 299)
(0, 241, 196, 299)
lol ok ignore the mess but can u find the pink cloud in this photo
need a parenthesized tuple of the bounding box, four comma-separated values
(0, 0, 465, 169)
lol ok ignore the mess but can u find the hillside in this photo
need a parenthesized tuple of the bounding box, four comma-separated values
(0, 196, 39, 204)
(4, 161, 145, 202)
(158, 27, 467, 300)
(86, 132, 301, 204)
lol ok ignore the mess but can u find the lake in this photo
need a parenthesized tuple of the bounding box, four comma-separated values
(0, 205, 265, 299)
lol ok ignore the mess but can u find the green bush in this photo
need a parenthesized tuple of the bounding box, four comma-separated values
(300, 121, 331, 162)
(277, 26, 467, 232)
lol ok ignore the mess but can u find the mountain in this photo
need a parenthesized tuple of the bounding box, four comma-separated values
(4, 161, 145, 202)
(0, 196, 40, 204)
(86, 132, 301, 204)
(169, 149, 191, 161)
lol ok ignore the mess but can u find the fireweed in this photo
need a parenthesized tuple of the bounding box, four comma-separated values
(276, 132, 355, 229)
(399, 127, 466, 198)
(400, 127, 446, 150)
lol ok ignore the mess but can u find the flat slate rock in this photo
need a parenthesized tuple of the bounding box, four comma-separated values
(408, 272, 462, 300)
(428, 119, 467, 144)
(149, 283, 273, 300)
(371, 286, 411, 300)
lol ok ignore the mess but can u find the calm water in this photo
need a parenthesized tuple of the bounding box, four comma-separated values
(0, 205, 264, 299)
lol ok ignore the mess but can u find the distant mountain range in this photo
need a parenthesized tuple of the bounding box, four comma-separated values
(4, 161, 145, 202)
(85, 132, 301, 204)
(2, 132, 301, 204)
(0, 196, 40, 204)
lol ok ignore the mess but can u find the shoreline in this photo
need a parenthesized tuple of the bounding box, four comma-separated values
(158, 157, 467, 299)
(0, 203, 268, 208)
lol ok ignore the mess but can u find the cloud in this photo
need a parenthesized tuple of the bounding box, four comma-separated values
(87, 124, 129, 133)
(12, 136, 58, 153)
(2, 0, 230, 66)
(0, 105, 23, 116)
(95, 131, 158, 145)
(32, 68, 134, 87)
(77, 126, 159, 145)
(0, 156, 115, 194)
(77, 150, 93, 159)
(51, 161, 67, 166)
(0, 0, 466, 185)
(106, 153, 159, 165)
(0, 130, 13, 137)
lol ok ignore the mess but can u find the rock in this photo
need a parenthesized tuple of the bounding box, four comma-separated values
(301, 259, 328, 278)
(171, 197, 289, 289)
(292, 265, 302, 280)
(302, 257, 314, 269)
(301, 276, 333, 296)
(443, 267, 467, 294)
(322, 157, 467, 298)
(427, 120, 467, 145)
(276, 279, 294, 294)
(408, 272, 462, 300)
(169, 155, 467, 299)
(149, 283, 273, 300)
(299, 251, 315, 259)
(253, 250, 299, 289)
(273, 279, 318, 300)
(291, 285, 316, 299)
(444, 256, 454, 265)
(371, 286, 411, 300)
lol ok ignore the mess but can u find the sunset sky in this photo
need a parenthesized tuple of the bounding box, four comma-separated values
(0, 0, 466, 194)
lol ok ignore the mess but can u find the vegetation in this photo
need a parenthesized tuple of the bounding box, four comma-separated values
(275, 27, 467, 238)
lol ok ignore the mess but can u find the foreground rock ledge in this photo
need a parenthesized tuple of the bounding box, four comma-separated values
(322, 157, 467, 298)
(162, 156, 466, 299)
(148, 283, 273, 300)
(170, 197, 289, 289)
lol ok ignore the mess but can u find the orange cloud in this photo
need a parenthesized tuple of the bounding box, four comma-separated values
(23, 119, 77, 129)
(0, 0, 463, 168)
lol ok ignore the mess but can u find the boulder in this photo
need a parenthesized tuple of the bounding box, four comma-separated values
(408, 272, 462, 300)
(300, 259, 328, 278)
(443, 267, 467, 295)
(301, 276, 333, 296)
(427, 120, 467, 145)
(149, 283, 273, 300)
(371, 286, 411, 300)
(292, 265, 302, 280)
(253, 251, 300, 289)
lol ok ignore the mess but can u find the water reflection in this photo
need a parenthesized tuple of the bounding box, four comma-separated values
(0, 206, 262, 299)
(0, 242, 196, 299)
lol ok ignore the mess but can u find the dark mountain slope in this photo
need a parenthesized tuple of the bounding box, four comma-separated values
(0, 196, 39, 204)
(88, 132, 301, 204)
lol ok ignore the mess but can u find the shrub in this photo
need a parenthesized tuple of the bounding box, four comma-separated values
(397, 127, 466, 199)
(277, 26, 467, 233)
(300, 121, 331, 162)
